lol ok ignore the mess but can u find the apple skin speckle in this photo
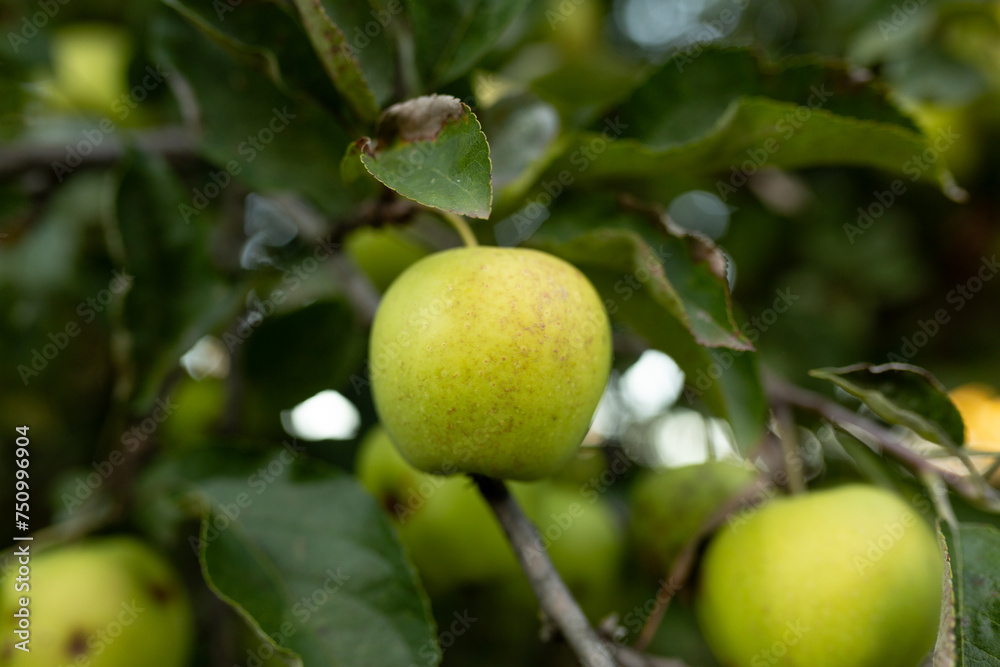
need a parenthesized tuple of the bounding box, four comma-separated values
(369, 246, 612, 481)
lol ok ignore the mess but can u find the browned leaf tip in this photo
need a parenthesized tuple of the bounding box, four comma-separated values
(375, 94, 466, 147)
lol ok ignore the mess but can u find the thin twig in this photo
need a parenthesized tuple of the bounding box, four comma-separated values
(472, 475, 616, 667)
(611, 645, 691, 667)
(0, 126, 200, 181)
(767, 379, 1000, 509)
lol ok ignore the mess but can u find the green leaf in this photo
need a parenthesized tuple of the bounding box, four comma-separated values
(195, 461, 440, 667)
(152, 12, 357, 216)
(523, 197, 766, 451)
(934, 522, 958, 667)
(617, 48, 920, 150)
(527, 197, 750, 351)
(940, 522, 1000, 664)
(359, 95, 493, 218)
(115, 151, 241, 412)
(314, 0, 398, 107)
(162, 0, 345, 112)
(809, 363, 966, 447)
(552, 99, 957, 200)
(404, 0, 529, 86)
(533, 48, 964, 203)
(290, 0, 379, 122)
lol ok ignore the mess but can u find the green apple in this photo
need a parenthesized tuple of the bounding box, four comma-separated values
(533, 486, 622, 618)
(1, 536, 193, 667)
(356, 427, 534, 592)
(345, 227, 429, 292)
(696, 485, 942, 667)
(160, 377, 226, 450)
(630, 461, 757, 574)
(43, 24, 131, 116)
(369, 247, 612, 481)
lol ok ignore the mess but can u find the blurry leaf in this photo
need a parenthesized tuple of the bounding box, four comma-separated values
(116, 151, 240, 411)
(195, 461, 440, 667)
(243, 299, 365, 411)
(359, 95, 492, 218)
(316, 0, 398, 106)
(526, 197, 766, 451)
(810, 363, 965, 446)
(162, 0, 344, 112)
(617, 48, 919, 149)
(479, 94, 560, 193)
(153, 12, 357, 215)
(940, 522, 1000, 664)
(528, 52, 650, 128)
(162, 0, 395, 110)
(290, 0, 379, 122)
(549, 98, 955, 200)
(0, 57, 26, 140)
(538, 48, 960, 201)
(405, 0, 529, 86)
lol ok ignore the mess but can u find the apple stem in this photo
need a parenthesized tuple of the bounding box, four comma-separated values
(439, 211, 479, 248)
(471, 475, 617, 667)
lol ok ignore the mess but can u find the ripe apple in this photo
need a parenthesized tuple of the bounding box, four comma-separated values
(355, 426, 533, 591)
(630, 461, 757, 574)
(1, 536, 193, 667)
(369, 246, 612, 481)
(345, 227, 429, 292)
(696, 485, 942, 667)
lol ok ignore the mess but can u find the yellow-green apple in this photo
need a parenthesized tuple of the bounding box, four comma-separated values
(696, 485, 943, 667)
(630, 461, 757, 573)
(1, 536, 193, 667)
(355, 427, 537, 591)
(345, 227, 429, 292)
(369, 247, 612, 481)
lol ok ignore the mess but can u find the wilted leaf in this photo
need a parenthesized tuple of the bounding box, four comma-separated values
(810, 363, 965, 446)
(359, 95, 493, 218)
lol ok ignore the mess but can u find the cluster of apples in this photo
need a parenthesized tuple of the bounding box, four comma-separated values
(367, 243, 945, 666)
(0, 243, 945, 667)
